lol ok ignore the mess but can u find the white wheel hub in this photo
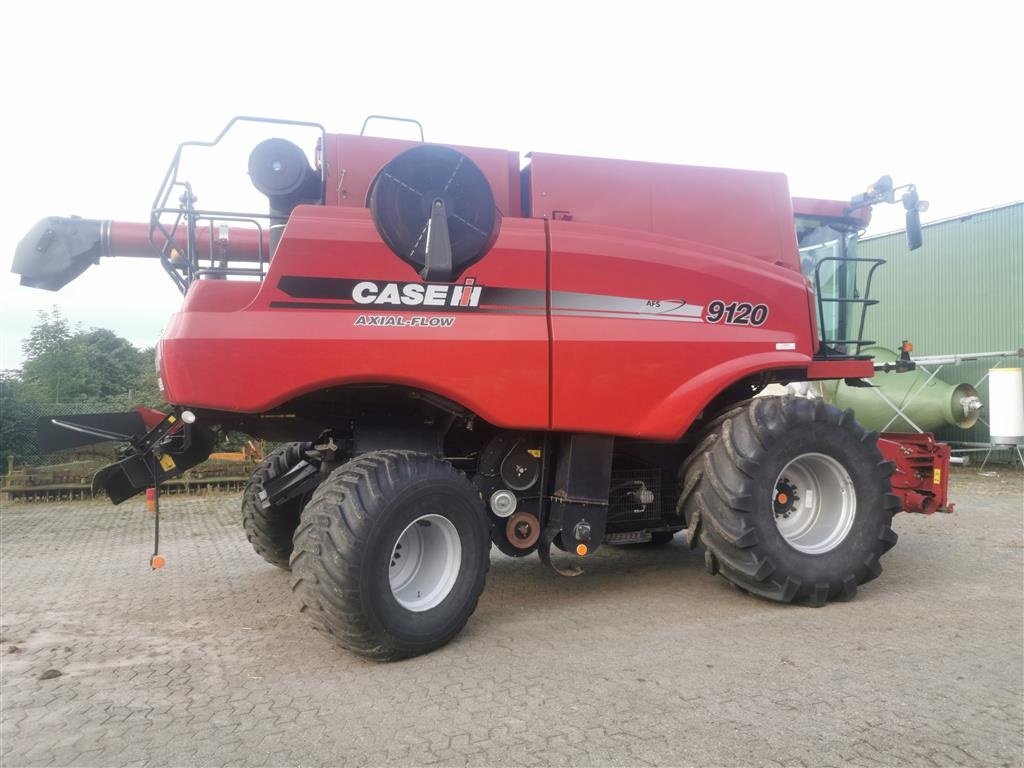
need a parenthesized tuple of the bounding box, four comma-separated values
(389, 514, 462, 611)
(773, 452, 856, 554)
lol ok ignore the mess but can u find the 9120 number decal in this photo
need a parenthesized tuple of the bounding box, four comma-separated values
(706, 300, 769, 326)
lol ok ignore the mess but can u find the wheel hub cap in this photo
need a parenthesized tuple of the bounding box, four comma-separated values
(773, 453, 856, 554)
(389, 514, 462, 612)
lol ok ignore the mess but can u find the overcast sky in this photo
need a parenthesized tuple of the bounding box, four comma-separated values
(2, 0, 1021, 369)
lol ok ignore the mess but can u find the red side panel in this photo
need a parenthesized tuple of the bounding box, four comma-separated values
(527, 153, 799, 272)
(180, 280, 260, 313)
(547, 221, 815, 440)
(159, 206, 548, 428)
(156, 143, 854, 441)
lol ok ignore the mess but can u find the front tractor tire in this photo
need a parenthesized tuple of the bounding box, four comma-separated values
(241, 442, 315, 569)
(680, 396, 900, 606)
(290, 450, 490, 661)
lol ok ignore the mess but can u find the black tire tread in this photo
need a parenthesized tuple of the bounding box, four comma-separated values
(677, 400, 753, 549)
(290, 450, 489, 661)
(241, 442, 313, 569)
(680, 396, 900, 606)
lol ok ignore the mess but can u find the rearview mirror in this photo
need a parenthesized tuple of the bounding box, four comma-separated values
(905, 207, 923, 250)
(902, 186, 923, 251)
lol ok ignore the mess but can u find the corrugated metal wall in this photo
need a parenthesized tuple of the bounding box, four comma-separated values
(857, 202, 1024, 446)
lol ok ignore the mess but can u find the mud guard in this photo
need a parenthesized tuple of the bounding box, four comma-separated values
(537, 502, 582, 577)
(537, 434, 614, 576)
(538, 538, 583, 577)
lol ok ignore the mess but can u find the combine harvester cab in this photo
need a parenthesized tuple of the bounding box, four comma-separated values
(14, 116, 942, 660)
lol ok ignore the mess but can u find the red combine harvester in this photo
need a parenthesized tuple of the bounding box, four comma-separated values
(13, 116, 945, 660)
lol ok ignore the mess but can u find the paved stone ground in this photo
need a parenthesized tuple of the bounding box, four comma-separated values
(1, 469, 1022, 767)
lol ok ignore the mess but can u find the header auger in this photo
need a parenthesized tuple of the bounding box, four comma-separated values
(13, 116, 938, 660)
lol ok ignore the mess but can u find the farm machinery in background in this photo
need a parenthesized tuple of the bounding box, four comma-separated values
(15, 116, 943, 660)
(2, 431, 265, 502)
(797, 344, 1024, 512)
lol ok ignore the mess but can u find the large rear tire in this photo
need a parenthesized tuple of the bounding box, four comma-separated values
(290, 450, 490, 661)
(680, 396, 900, 605)
(241, 442, 315, 569)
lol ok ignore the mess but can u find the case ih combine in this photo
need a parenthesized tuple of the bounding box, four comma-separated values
(14, 116, 944, 660)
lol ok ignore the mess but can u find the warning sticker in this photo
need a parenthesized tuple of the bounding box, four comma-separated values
(933, 468, 941, 485)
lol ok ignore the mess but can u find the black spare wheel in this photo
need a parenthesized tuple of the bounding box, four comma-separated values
(241, 442, 318, 570)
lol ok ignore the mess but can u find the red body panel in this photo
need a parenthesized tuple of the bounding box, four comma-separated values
(154, 132, 872, 441)
(529, 153, 801, 272)
(547, 221, 815, 439)
(160, 207, 550, 429)
(181, 280, 260, 312)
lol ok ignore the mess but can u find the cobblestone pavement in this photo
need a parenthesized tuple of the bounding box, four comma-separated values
(1, 469, 1022, 767)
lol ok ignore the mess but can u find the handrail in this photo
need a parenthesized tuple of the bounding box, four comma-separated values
(812, 256, 887, 357)
(149, 117, 326, 293)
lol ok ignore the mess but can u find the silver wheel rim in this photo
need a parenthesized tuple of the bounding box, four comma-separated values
(389, 514, 462, 612)
(773, 452, 856, 554)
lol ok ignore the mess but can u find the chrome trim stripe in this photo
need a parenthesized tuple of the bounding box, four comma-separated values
(551, 290, 703, 317)
(550, 309, 702, 323)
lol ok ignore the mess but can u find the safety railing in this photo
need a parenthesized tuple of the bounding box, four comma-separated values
(148, 116, 326, 293)
(812, 256, 887, 357)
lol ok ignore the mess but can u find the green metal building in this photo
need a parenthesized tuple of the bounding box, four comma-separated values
(857, 201, 1024, 447)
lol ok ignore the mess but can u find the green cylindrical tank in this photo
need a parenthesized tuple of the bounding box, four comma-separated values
(820, 346, 983, 432)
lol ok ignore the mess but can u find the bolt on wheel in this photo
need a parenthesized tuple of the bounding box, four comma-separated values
(389, 514, 462, 611)
(773, 452, 856, 554)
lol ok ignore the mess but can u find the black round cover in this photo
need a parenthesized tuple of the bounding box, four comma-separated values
(368, 145, 500, 277)
(248, 138, 317, 201)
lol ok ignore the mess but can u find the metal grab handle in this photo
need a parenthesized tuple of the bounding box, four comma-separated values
(360, 115, 425, 141)
(812, 256, 887, 356)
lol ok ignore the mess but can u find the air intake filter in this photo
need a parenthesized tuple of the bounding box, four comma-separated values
(368, 145, 499, 281)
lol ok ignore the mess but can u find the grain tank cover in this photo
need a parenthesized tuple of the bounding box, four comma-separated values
(524, 152, 800, 268)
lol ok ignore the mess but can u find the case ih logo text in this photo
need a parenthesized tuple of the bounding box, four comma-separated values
(352, 278, 482, 308)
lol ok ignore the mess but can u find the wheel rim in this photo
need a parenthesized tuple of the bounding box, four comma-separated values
(389, 514, 462, 612)
(773, 452, 856, 554)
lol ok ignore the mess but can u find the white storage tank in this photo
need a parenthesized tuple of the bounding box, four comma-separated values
(988, 368, 1024, 445)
